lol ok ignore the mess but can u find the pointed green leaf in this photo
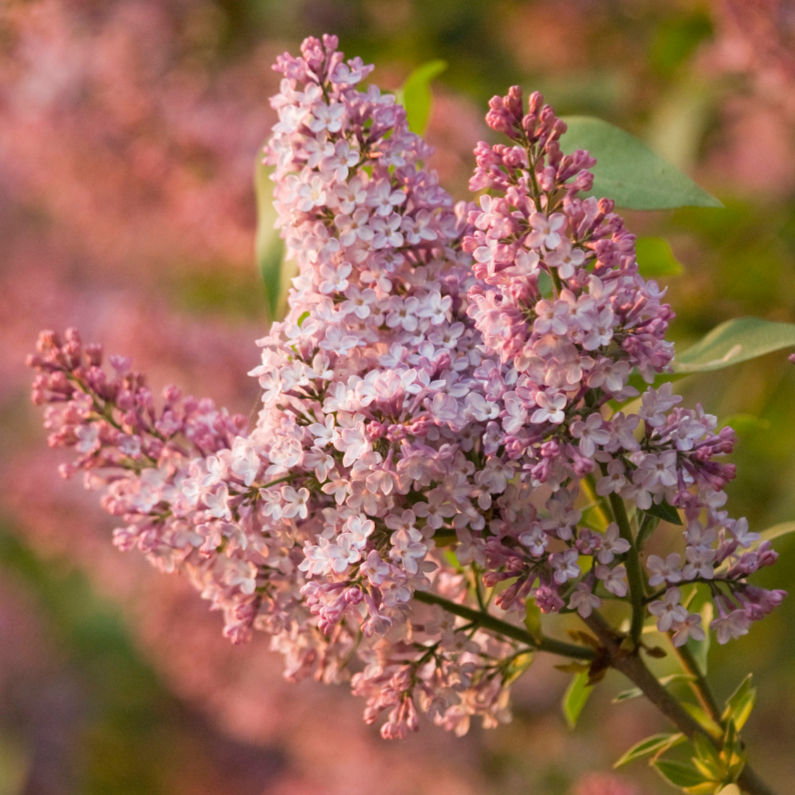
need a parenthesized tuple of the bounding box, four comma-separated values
(660, 673, 698, 688)
(614, 733, 685, 768)
(582, 506, 608, 532)
(721, 719, 747, 778)
(254, 155, 287, 321)
(562, 672, 593, 729)
(538, 269, 554, 298)
(560, 116, 722, 210)
(723, 717, 738, 751)
(760, 521, 795, 543)
(613, 674, 695, 703)
(684, 782, 723, 795)
(653, 760, 710, 789)
(613, 687, 643, 703)
(643, 499, 683, 526)
(503, 651, 535, 685)
(673, 317, 795, 374)
(402, 60, 447, 135)
(682, 703, 723, 739)
(722, 674, 756, 731)
(691, 756, 724, 784)
(636, 236, 685, 277)
(524, 599, 542, 641)
(636, 512, 661, 550)
(692, 732, 720, 762)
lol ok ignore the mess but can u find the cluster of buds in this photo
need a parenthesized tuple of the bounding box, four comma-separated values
(29, 35, 784, 739)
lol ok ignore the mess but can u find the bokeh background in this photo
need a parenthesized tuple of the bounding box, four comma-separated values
(1, 1, 795, 793)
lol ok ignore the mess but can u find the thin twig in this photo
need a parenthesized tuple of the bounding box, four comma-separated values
(412, 590, 596, 661)
(605, 491, 646, 649)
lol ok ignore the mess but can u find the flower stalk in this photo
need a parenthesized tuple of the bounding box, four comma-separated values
(606, 491, 646, 649)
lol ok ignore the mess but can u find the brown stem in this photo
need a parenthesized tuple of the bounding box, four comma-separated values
(582, 613, 777, 795)
(583, 613, 709, 739)
(736, 767, 779, 795)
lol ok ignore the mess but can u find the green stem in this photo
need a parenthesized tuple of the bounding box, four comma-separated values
(256, 475, 293, 491)
(471, 564, 488, 611)
(412, 591, 596, 661)
(549, 266, 564, 295)
(605, 490, 646, 649)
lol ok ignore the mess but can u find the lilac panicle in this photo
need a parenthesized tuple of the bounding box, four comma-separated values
(29, 36, 784, 739)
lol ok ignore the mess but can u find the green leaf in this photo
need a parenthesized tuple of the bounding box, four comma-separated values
(636, 236, 685, 277)
(401, 60, 447, 135)
(691, 733, 725, 781)
(682, 703, 723, 739)
(503, 651, 535, 685)
(759, 521, 795, 543)
(684, 783, 723, 795)
(673, 317, 795, 374)
(560, 116, 722, 210)
(722, 674, 756, 731)
(679, 583, 700, 610)
(524, 599, 542, 641)
(723, 718, 738, 752)
(613, 687, 643, 703)
(653, 760, 710, 789)
(614, 733, 684, 767)
(643, 499, 683, 526)
(721, 719, 746, 778)
(581, 502, 608, 532)
(613, 674, 695, 703)
(562, 672, 593, 729)
(538, 269, 554, 298)
(691, 756, 724, 786)
(254, 155, 287, 321)
(686, 601, 712, 676)
(636, 512, 661, 550)
(719, 414, 771, 435)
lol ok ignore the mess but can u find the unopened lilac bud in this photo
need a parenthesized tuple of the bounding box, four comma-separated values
(575, 170, 594, 192)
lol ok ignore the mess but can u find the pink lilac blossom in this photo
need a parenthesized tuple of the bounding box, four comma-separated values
(28, 35, 785, 739)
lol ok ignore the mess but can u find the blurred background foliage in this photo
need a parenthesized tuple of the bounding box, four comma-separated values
(1, 1, 795, 793)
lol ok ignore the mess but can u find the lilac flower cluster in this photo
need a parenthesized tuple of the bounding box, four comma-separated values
(29, 35, 785, 739)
